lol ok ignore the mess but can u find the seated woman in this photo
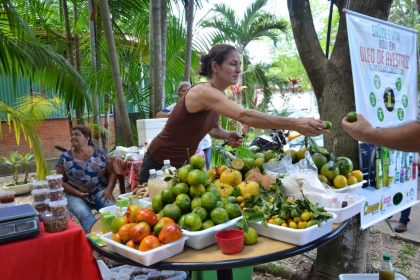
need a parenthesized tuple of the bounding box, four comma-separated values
(56, 125, 116, 232)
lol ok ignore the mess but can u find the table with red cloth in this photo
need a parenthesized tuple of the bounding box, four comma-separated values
(110, 157, 143, 193)
(0, 219, 102, 280)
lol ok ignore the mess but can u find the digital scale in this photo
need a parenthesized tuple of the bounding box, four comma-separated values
(0, 204, 40, 244)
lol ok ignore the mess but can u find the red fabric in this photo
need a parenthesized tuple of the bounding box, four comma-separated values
(0, 219, 102, 280)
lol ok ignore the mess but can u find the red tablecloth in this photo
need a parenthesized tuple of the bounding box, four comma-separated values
(0, 219, 102, 280)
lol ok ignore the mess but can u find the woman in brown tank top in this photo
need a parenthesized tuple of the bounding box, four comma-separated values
(139, 44, 328, 183)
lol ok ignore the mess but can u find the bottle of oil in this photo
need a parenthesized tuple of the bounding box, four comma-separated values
(379, 253, 395, 280)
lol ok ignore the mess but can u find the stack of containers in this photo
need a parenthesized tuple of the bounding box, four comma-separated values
(42, 174, 69, 232)
(31, 181, 49, 214)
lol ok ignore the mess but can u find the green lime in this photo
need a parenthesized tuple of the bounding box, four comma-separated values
(201, 192, 218, 211)
(224, 203, 242, 219)
(202, 219, 214, 230)
(189, 184, 206, 198)
(177, 165, 190, 182)
(172, 182, 189, 196)
(243, 227, 258, 245)
(162, 204, 181, 221)
(175, 193, 191, 212)
(346, 111, 358, 123)
(161, 188, 175, 203)
(312, 153, 328, 171)
(323, 120, 332, 129)
(192, 206, 208, 221)
(184, 213, 203, 231)
(210, 207, 229, 224)
(152, 194, 163, 212)
(191, 197, 202, 209)
(187, 169, 207, 186)
(190, 155, 205, 170)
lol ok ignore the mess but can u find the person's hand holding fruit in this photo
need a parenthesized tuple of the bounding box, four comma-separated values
(342, 113, 376, 143)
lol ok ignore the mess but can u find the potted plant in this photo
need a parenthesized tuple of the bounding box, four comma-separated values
(1, 151, 34, 195)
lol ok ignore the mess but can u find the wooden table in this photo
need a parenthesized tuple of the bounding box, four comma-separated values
(89, 219, 350, 279)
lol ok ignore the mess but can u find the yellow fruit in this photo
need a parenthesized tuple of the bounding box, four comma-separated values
(300, 211, 311, 222)
(284, 149, 298, 163)
(350, 170, 363, 182)
(298, 221, 307, 229)
(288, 221, 298, 229)
(346, 175, 358, 185)
(231, 158, 245, 170)
(243, 227, 258, 245)
(297, 147, 309, 161)
(220, 169, 242, 187)
(333, 175, 347, 189)
(238, 180, 260, 200)
(216, 183, 234, 198)
(318, 174, 329, 184)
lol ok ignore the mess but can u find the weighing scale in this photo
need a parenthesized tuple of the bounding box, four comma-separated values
(0, 204, 40, 244)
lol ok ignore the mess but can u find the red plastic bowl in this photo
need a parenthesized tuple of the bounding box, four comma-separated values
(215, 229, 244, 254)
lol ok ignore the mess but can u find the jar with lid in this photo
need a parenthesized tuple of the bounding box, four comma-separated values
(379, 253, 395, 280)
(148, 170, 168, 199)
(43, 213, 68, 233)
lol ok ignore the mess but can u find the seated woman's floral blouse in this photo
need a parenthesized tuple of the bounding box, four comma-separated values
(56, 148, 109, 193)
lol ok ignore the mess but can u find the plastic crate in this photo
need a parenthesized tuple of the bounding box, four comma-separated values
(339, 273, 407, 280)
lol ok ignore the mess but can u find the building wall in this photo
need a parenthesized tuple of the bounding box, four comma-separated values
(0, 117, 115, 159)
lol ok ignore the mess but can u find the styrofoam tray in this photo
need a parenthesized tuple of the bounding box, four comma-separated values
(99, 205, 127, 215)
(339, 273, 407, 280)
(325, 195, 365, 223)
(331, 180, 367, 193)
(101, 232, 187, 266)
(250, 213, 336, 246)
(182, 216, 242, 249)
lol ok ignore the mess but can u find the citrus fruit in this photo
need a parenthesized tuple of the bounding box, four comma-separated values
(151, 195, 163, 212)
(346, 111, 358, 122)
(297, 147, 309, 161)
(300, 211, 311, 222)
(216, 165, 228, 176)
(284, 149, 298, 163)
(201, 191, 218, 211)
(323, 120, 332, 129)
(224, 203, 242, 219)
(350, 170, 363, 182)
(210, 207, 229, 224)
(162, 204, 182, 221)
(254, 152, 265, 159)
(187, 169, 207, 186)
(320, 161, 340, 182)
(161, 188, 175, 203)
(288, 221, 298, 229)
(231, 158, 245, 170)
(253, 157, 265, 170)
(184, 213, 203, 231)
(178, 214, 186, 228)
(318, 174, 329, 184)
(175, 193, 191, 212)
(111, 215, 128, 233)
(238, 181, 260, 200)
(346, 175, 358, 185)
(191, 197, 202, 209)
(172, 182, 189, 196)
(192, 206, 208, 221)
(336, 156, 353, 176)
(312, 153, 328, 171)
(216, 183, 234, 198)
(207, 185, 221, 199)
(189, 184, 206, 197)
(333, 175, 348, 188)
(177, 165, 191, 182)
(202, 219, 214, 229)
(264, 150, 275, 162)
(242, 157, 255, 172)
(243, 227, 258, 245)
(190, 154, 205, 170)
(207, 168, 218, 181)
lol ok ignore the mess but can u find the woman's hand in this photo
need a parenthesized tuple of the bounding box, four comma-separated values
(226, 132, 243, 147)
(342, 114, 375, 142)
(101, 187, 115, 202)
(293, 118, 328, 136)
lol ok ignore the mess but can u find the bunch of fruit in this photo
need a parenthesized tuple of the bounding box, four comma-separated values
(151, 155, 243, 232)
(110, 205, 182, 251)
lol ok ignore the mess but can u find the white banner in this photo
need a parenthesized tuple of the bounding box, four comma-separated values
(346, 10, 418, 229)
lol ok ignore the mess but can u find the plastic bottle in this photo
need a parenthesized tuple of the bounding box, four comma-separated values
(379, 253, 395, 280)
(161, 159, 175, 187)
(148, 170, 168, 199)
(161, 159, 173, 174)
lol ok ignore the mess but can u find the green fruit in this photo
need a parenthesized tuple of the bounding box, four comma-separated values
(207, 185, 221, 200)
(201, 192, 218, 211)
(187, 169, 207, 186)
(178, 165, 191, 182)
(243, 227, 258, 245)
(184, 213, 202, 231)
(336, 156, 353, 176)
(192, 206, 208, 221)
(346, 111, 358, 122)
(152, 194, 163, 212)
(190, 154, 206, 170)
(175, 193, 191, 212)
(210, 207, 229, 224)
(162, 204, 181, 221)
(191, 197, 202, 209)
(320, 161, 340, 182)
(172, 182, 189, 196)
(189, 184, 206, 198)
(161, 188, 175, 203)
(224, 203, 242, 219)
(323, 120, 332, 129)
(202, 219, 214, 230)
(312, 153, 328, 171)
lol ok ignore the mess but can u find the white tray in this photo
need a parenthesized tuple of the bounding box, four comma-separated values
(325, 195, 365, 223)
(331, 180, 367, 193)
(118, 193, 152, 206)
(182, 216, 242, 249)
(100, 232, 187, 266)
(99, 205, 127, 215)
(250, 213, 336, 246)
(339, 273, 407, 280)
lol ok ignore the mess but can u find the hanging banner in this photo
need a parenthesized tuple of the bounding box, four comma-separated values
(345, 10, 418, 229)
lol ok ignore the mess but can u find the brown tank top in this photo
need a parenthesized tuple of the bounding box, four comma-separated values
(147, 92, 220, 167)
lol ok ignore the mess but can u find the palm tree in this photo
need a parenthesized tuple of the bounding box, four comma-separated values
(200, 0, 289, 108)
(0, 95, 62, 180)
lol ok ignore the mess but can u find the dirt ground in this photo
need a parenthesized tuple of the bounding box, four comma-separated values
(3, 174, 419, 280)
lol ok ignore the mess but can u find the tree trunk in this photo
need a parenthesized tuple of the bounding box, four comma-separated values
(183, 0, 194, 81)
(88, 0, 102, 149)
(287, 0, 393, 279)
(99, 0, 134, 147)
(150, 0, 164, 116)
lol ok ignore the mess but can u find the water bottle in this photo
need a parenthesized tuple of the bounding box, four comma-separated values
(379, 253, 395, 280)
(162, 159, 175, 186)
(148, 170, 168, 199)
(162, 159, 173, 174)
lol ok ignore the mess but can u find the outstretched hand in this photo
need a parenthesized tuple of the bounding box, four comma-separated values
(294, 118, 328, 136)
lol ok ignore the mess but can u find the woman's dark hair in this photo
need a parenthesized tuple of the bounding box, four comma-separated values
(199, 44, 237, 78)
(71, 125, 94, 146)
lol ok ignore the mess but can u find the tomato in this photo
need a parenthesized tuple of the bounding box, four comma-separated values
(135, 208, 158, 227)
(112, 233, 121, 243)
(129, 222, 151, 243)
(158, 223, 182, 244)
(125, 240, 137, 249)
(118, 223, 135, 243)
(139, 235, 160, 252)
(126, 205, 140, 223)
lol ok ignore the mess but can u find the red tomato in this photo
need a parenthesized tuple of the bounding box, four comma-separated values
(135, 208, 158, 227)
(139, 235, 160, 251)
(158, 223, 182, 244)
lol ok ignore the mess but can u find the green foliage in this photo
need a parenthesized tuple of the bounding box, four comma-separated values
(395, 244, 416, 276)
